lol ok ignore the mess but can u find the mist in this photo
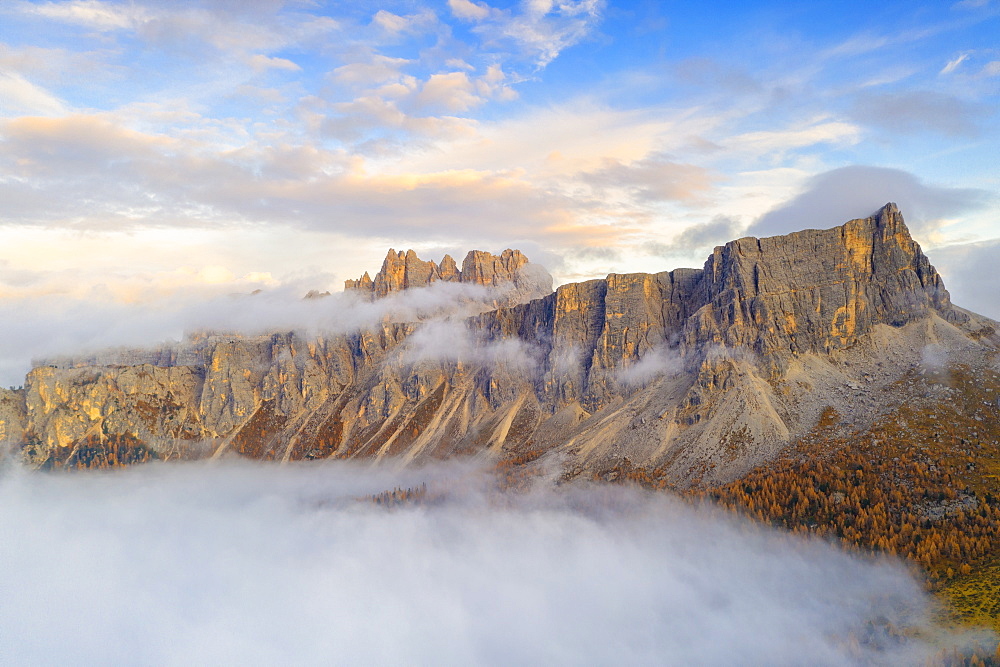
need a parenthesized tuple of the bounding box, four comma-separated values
(0, 460, 979, 665)
(0, 278, 525, 387)
(615, 346, 684, 388)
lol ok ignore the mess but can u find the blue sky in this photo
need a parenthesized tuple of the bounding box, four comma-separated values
(0, 0, 998, 378)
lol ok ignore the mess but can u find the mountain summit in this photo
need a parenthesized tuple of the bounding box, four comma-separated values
(5, 204, 997, 483)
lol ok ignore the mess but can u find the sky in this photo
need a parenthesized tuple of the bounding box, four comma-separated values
(1, 0, 999, 379)
(0, 460, 984, 664)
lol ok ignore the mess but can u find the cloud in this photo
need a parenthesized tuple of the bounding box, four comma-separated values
(645, 216, 743, 259)
(471, 0, 605, 69)
(328, 62, 516, 132)
(247, 54, 300, 73)
(414, 71, 483, 112)
(331, 55, 413, 86)
(615, 346, 684, 387)
(849, 91, 986, 137)
(23, 0, 141, 31)
(0, 111, 610, 242)
(320, 94, 475, 142)
(747, 166, 989, 240)
(726, 119, 862, 157)
(0, 461, 984, 664)
(940, 53, 970, 74)
(0, 71, 67, 116)
(0, 110, 631, 251)
(674, 216, 743, 248)
(371, 9, 438, 36)
(583, 156, 715, 204)
(0, 262, 554, 386)
(449, 0, 492, 22)
(929, 238, 1000, 320)
(397, 319, 542, 375)
(13, 0, 337, 70)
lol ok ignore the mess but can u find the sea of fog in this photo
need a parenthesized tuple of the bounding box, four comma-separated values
(0, 460, 977, 665)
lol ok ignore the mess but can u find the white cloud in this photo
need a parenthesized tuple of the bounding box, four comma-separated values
(0, 462, 983, 664)
(331, 55, 413, 86)
(323, 94, 475, 140)
(930, 238, 1000, 320)
(247, 54, 300, 73)
(726, 119, 862, 157)
(15, 0, 336, 71)
(395, 319, 544, 380)
(0, 260, 546, 386)
(24, 0, 142, 31)
(372, 9, 410, 33)
(371, 8, 438, 35)
(415, 71, 482, 112)
(457, 0, 603, 70)
(497, 0, 604, 68)
(940, 53, 969, 74)
(0, 71, 67, 116)
(449, 0, 492, 22)
(615, 346, 684, 387)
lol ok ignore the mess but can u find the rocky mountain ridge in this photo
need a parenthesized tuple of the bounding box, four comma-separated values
(345, 248, 551, 307)
(3, 204, 997, 485)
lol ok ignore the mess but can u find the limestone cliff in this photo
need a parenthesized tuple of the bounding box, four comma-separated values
(684, 203, 962, 370)
(7, 204, 996, 483)
(0, 388, 25, 452)
(345, 248, 552, 307)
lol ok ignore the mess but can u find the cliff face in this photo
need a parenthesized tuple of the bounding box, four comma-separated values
(685, 203, 961, 367)
(8, 204, 992, 482)
(345, 248, 552, 307)
(0, 388, 25, 452)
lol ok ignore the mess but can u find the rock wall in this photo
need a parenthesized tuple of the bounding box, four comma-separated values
(345, 248, 552, 307)
(684, 203, 963, 371)
(5, 204, 983, 482)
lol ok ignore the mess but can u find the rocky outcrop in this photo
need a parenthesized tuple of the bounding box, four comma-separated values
(0, 388, 25, 452)
(345, 248, 552, 307)
(683, 203, 963, 372)
(6, 204, 993, 483)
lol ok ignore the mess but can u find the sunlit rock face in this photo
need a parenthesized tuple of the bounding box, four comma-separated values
(345, 248, 552, 307)
(685, 202, 962, 371)
(9, 204, 997, 483)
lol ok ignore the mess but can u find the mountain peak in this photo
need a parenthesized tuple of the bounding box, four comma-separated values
(344, 248, 551, 305)
(11, 206, 996, 490)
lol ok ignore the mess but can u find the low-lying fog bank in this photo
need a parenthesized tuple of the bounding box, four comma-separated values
(0, 460, 984, 665)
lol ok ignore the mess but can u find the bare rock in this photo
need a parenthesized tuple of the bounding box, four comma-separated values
(11, 203, 994, 484)
(345, 248, 552, 307)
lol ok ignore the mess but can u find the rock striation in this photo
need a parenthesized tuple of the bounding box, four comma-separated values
(5, 204, 996, 483)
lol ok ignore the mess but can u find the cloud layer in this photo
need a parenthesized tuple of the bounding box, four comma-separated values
(0, 460, 976, 664)
(931, 238, 1000, 320)
(0, 271, 525, 386)
(747, 165, 989, 240)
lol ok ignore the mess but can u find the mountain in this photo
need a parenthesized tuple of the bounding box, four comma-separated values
(345, 247, 551, 307)
(5, 204, 998, 486)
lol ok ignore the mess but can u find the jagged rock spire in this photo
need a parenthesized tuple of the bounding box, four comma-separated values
(344, 248, 546, 301)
